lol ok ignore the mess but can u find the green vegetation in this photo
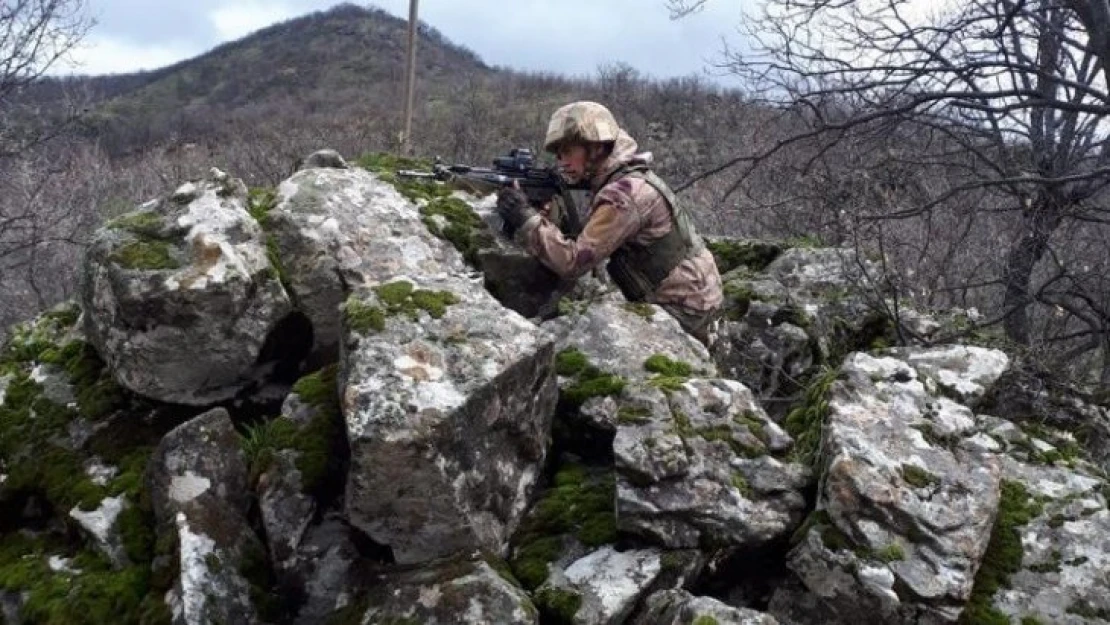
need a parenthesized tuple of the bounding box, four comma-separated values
(342, 295, 386, 333)
(706, 239, 782, 274)
(247, 187, 279, 227)
(554, 348, 625, 408)
(239, 365, 342, 494)
(340, 280, 459, 334)
(107, 240, 181, 271)
(643, 354, 694, 377)
(534, 586, 582, 625)
(106, 211, 168, 238)
(784, 366, 838, 466)
(420, 196, 494, 266)
(959, 480, 1043, 625)
(875, 543, 906, 563)
(644, 353, 695, 393)
(509, 463, 616, 590)
(623, 302, 656, 319)
(376, 280, 459, 320)
(901, 464, 940, 489)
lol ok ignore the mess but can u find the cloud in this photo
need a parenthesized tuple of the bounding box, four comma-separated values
(56, 34, 199, 75)
(208, 2, 301, 41)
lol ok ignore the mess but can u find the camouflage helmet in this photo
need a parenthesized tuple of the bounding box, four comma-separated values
(543, 101, 621, 153)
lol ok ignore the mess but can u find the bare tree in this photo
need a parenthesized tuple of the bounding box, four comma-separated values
(671, 0, 1110, 380)
(1, 0, 93, 155)
(0, 0, 93, 334)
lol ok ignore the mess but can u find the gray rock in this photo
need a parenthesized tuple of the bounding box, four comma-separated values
(69, 495, 129, 568)
(615, 379, 809, 549)
(988, 456, 1110, 624)
(81, 168, 292, 405)
(544, 297, 717, 382)
(289, 515, 362, 625)
(788, 350, 1004, 624)
(537, 546, 665, 625)
(341, 273, 556, 564)
(300, 149, 349, 170)
(636, 589, 780, 625)
(357, 553, 539, 624)
(147, 408, 261, 625)
(267, 167, 467, 364)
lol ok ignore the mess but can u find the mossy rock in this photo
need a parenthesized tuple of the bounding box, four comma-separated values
(509, 462, 617, 590)
(706, 238, 783, 275)
(555, 348, 626, 408)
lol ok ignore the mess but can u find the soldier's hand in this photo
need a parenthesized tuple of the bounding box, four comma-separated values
(495, 184, 536, 232)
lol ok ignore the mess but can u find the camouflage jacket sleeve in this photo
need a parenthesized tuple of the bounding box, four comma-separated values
(516, 201, 640, 280)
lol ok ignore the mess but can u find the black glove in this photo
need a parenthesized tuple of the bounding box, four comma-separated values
(496, 186, 537, 234)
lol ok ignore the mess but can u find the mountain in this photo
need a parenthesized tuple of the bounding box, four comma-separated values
(67, 3, 499, 155)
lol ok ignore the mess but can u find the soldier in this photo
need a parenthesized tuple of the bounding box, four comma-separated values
(496, 101, 724, 346)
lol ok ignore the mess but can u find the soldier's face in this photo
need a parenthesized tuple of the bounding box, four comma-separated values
(556, 144, 589, 183)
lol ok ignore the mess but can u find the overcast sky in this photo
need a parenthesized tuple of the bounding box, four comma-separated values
(56, 1, 750, 85)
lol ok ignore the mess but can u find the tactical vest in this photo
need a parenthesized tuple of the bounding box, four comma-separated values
(601, 164, 705, 302)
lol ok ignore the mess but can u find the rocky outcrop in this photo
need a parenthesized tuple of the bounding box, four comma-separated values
(4, 152, 1110, 625)
(81, 168, 292, 405)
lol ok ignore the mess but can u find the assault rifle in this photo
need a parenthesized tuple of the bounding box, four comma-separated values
(397, 148, 586, 236)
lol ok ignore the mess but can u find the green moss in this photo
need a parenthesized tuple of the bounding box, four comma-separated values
(693, 616, 720, 625)
(247, 187, 278, 227)
(730, 472, 753, 498)
(420, 196, 492, 266)
(722, 281, 755, 321)
(509, 464, 616, 590)
(697, 425, 765, 458)
(535, 586, 582, 625)
(901, 464, 940, 488)
(784, 366, 837, 467)
(734, 411, 768, 443)
(106, 210, 174, 241)
(644, 354, 694, 378)
(706, 239, 782, 274)
(264, 234, 294, 298)
(238, 366, 341, 494)
(288, 365, 343, 493)
(555, 348, 625, 408)
(616, 406, 651, 425)
(623, 303, 655, 319)
(555, 348, 588, 376)
(342, 295, 386, 334)
(875, 543, 905, 562)
(373, 280, 460, 322)
(0, 536, 153, 625)
(1020, 617, 1043, 625)
(108, 240, 181, 271)
(959, 480, 1041, 624)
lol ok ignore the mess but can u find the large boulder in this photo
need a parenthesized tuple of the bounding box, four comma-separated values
(786, 348, 1009, 624)
(290, 167, 558, 564)
(81, 168, 292, 405)
(266, 163, 470, 364)
(614, 380, 809, 550)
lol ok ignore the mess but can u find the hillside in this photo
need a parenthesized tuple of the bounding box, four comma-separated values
(72, 3, 497, 155)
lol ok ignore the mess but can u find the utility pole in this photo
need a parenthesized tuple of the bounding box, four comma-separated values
(400, 0, 419, 155)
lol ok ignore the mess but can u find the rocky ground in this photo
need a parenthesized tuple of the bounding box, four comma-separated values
(0, 150, 1107, 624)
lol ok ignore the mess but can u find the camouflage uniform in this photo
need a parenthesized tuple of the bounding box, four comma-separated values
(514, 103, 724, 345)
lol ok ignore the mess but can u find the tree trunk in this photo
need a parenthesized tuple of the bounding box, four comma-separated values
(1002, 197, 1062, 345)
